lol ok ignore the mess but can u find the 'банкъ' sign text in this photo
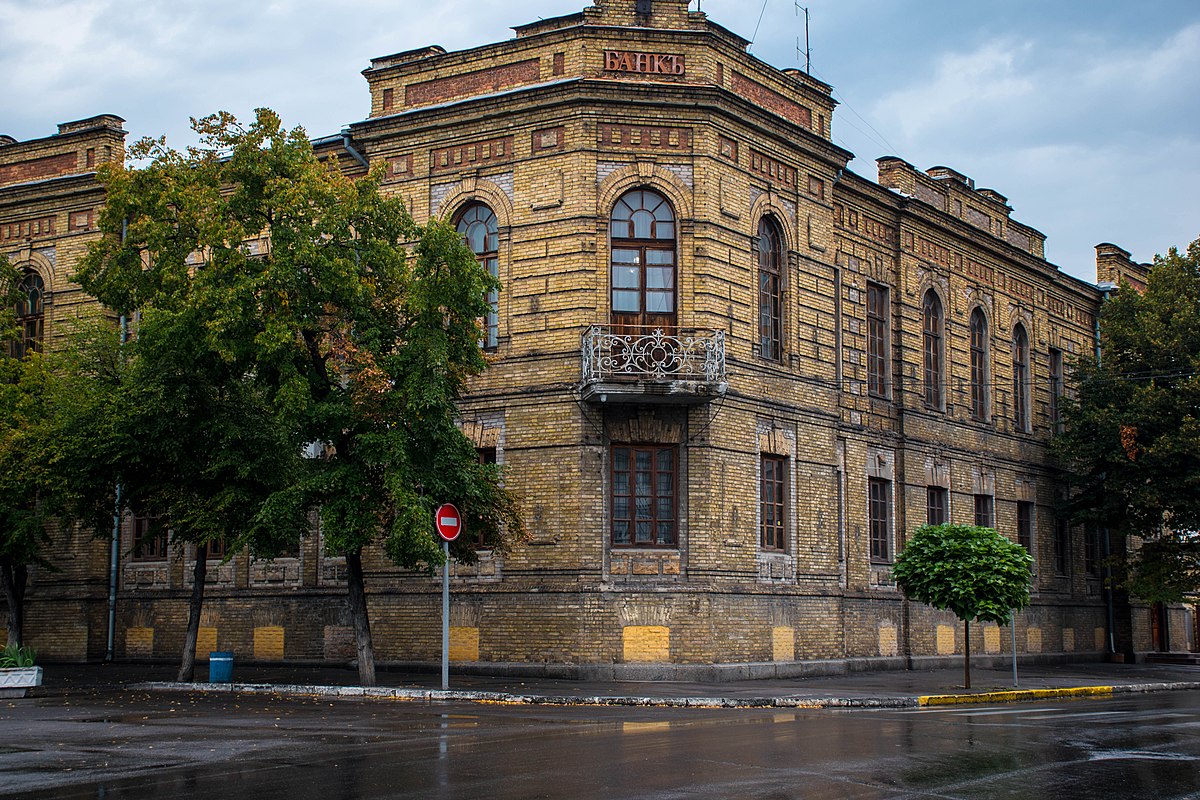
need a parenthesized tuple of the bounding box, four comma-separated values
(604, 50, 686, 76)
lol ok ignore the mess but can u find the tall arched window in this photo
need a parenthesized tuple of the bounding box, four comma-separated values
(610, 189, 676, 331)
(969, 307, 989, 421)
(1012, 323, 1030, 432)
(757, 217, 783, 361)
(11, 272, 45, 359)
(455, 203, 499, 349)
(922, 289, 943, 408)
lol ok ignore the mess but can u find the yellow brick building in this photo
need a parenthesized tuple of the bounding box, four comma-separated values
(2, 0, 1183, 673)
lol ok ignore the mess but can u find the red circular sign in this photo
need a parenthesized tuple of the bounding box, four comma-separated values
(434, 503, 462, 541)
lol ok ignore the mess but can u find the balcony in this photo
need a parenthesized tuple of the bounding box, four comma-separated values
(581, 325, 727, 405)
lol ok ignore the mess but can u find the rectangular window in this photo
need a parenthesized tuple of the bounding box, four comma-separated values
(926, 486, 948, 526)
(485, 256, 499, 350)
(974, 494, 994, 528)
(204, 538, 228, 561)
(866, 282, 889, 398)
(131, 516, 168, 561)
(472, 447, 498, 547)
(1049, 348, 1064, 432)
(1017, 501, 1034, 552)
(1055, 516, 1071, 576)
(611, 445, 676, 547)
(760, 456, 786, 551)
(868, 477, 892, 562)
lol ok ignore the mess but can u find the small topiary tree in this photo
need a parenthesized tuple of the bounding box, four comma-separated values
(892, 524, 1032, 688)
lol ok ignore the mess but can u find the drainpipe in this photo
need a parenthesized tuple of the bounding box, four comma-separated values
(1095, 286, 1116, 654)
(340, 131, 369, 170)
(105, 313, 127, 661)
(106, 216, 130, 663)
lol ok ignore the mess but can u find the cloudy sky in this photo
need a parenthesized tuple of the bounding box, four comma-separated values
(3, 0, 1198, 283)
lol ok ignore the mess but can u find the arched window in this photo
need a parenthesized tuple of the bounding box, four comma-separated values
(1012, 323, 1030, 432)
(11, 272, 45, 359)
(455, 203, 499, 349)
(922, 289, 943, 408)
(969, 307, 988, 421)
(757, 217, 783, 361)
(610, 189, 676, 331)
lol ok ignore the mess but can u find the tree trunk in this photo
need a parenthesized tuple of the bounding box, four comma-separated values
(177, 544, 207, 682)
(345, 548, 376, 687)
(963, 618, 972, 690)
(0, 559, 25, 648)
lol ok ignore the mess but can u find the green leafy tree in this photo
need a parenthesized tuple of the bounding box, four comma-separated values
(5, 325, 132, 652)
(0, 267, 51, 647)
(892, 524, 1032, 689)
(75, 116, 313, 681)
(79, 109, 522, 686)
(1052, 236, 1200, 603)
(0, 254, 81, 649)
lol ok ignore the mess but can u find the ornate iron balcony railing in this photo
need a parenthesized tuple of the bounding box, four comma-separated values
(582, 326, 726, 383)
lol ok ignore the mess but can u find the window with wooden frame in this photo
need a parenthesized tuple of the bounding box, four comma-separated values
(866, 282, 889, 398)
(922, 289, 944, 408)
(756, 217, 784, 362)
(969, 308, 989, 421)
(203, 538, 229, 561)
(1012, 324, 1031, 432)
(1054, 515, 1071, 576)
(10, 272, 45, 359)
(473, 446, 498, 548)
(131, 516, 168, 561)
(455, 203, 500, 350)
(868, 476, 892, 562)
(973, 493, 994, 528)
(760, 455, 786, 551)
(1017, 500, 1034, 553)
(1049, 347, 1064, 433)
(609, 189, 677, 332)
(926, 486, 948, 526)
(611, 445, 676, 547)
(1084, 527, 1101, 576)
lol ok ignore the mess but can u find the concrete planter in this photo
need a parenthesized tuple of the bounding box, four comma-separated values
(0, 666, 43, 698)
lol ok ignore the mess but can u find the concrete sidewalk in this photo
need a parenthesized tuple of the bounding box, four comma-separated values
(29, 659, 1200, 709)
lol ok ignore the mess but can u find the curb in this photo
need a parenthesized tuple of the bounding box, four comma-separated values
(128, 679, 1200, 710)
(919, 686, 1113, 706)
(129, 681, 918, 709)
(918, 681, 1200, 706)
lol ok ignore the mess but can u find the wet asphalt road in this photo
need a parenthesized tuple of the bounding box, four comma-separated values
(2, 689, 1199, 799)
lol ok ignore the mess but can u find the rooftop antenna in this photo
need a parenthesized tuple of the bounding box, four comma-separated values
(795, 2, 810, 72)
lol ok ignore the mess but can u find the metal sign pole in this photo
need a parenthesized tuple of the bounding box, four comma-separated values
(442, 539, 450, 691)
(1010, 611, 1019, 688)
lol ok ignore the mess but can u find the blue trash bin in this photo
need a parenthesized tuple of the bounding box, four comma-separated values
(209, 651, 234, 683)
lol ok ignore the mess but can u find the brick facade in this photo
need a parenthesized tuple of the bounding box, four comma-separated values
(5, 1, 1185, 670)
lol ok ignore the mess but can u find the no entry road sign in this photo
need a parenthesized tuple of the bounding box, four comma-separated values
(435, 503, 462, 541)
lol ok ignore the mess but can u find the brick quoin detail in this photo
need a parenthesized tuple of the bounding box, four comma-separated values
(430, 136, 515, 174)
(531, 127, 565, 154)
(732, 73, 812, 130)
(0, 152, 78, 187)
(597, 123, 691, 151)
(388, 154, 414, 179)
(0, 215, 57, 242)
(406, 59, 540, 107)
(749, 149, 797, 189)
(717, 136, 738, 162)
